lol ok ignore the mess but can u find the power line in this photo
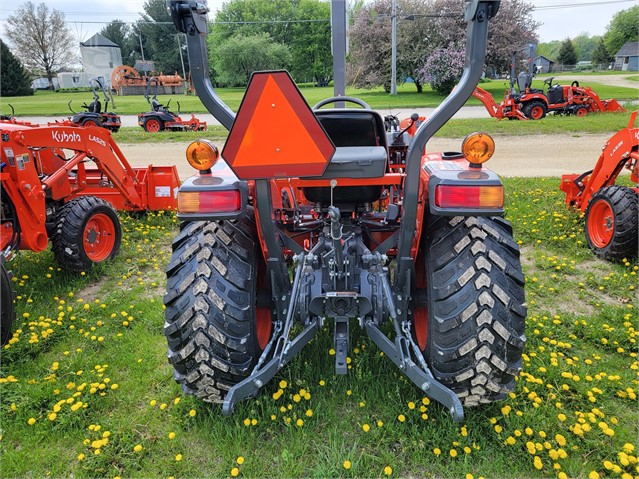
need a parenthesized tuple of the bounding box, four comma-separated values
(532, 0, 637, 10)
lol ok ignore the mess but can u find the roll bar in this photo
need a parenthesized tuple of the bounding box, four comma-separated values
(395, 0, 500, 289)
(167, 0, 235, 130)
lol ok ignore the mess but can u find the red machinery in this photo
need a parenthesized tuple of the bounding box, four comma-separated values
(560, 111, 638, 261)
(111, 65, 184, 91)
(137, 78, 207, 132)
(0, 121, 180, 344)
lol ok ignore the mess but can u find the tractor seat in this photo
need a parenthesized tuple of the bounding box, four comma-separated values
(88, 100, 101, 113)
(302, 109, 388, 204)
(151, 99, 162, 111)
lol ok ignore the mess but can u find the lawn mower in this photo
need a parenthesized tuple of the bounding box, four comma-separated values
(137, 77, 207, 132)
(560, 111, 638, 261)
(163, 0, 526, 422)
(67, 77, 122, 131)
(0, 122, 180, 345)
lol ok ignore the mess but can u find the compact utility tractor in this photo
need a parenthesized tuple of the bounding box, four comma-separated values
(474, 48, 626, 121)
(137, 77, 207, 132)
(164, 0, 526, 421)
(67, 77, 122, 131)
(561, 112, 638, 261)
(0, 122, 180, 345)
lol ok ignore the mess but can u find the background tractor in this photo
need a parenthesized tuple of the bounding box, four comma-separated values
(561, 111, 638, 261)
(0, 121, 180, 345)
(163, 0, 526, 422)
(137, 77, 206, 132)
(474, 46, 625, 120)
(67, 77, 122, 131)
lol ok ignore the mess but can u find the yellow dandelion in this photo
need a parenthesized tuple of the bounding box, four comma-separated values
(343, 460, 352, 470)
(588, 471, 599, 479)
(237, 456, 245, 465)
(230, 467, 240, 477)
(27, 417, 36, 426)
(296, 419, 304, 427)
(362, 424, 370, 432)
(175, 454, 183, 461)
(189, 409, 197, 417)
(168, 432, 176, 439)
(433, 448, 441, 456)
(133, 444, 143, 452)
(397, 414, 406, 423)
(450, 449, 458, 458)
(384, 466, 392, 476)
(533, 456, 543, 470)
(77, 453, 85, 461)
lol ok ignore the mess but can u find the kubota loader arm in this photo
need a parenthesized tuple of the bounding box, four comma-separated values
(561, 111, 639, 211)
(11, 125, 145, 209)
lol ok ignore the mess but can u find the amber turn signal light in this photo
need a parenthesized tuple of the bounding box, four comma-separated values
(186, 140, 219, 171)
(462, 132, 495, 166)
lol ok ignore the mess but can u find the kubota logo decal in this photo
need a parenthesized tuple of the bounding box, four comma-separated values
(89, 135, 106, 147)
(51, 130, 81, 143)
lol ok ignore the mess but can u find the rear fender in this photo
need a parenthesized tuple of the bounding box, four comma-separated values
(176, 159, 248, 221)
(422, 153, 504, 216)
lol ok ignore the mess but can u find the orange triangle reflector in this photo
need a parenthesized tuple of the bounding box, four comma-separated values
(222, 71, 335, 179)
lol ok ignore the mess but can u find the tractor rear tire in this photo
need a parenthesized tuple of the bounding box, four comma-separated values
(422, 216, 527, 406)
(1, 261, 15, 346)
(163, 210, 272, 402)
(585, 186, 638, 261)
(523, 101, 547, 120)
(52, 196, 122, 272)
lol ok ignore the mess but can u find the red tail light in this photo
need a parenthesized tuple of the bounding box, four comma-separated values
(435, 185, 504, 209)
(178, 190, 241, 214)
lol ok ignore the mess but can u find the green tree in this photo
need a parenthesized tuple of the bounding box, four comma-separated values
(557, 38, 577, 67)
(212, 33, 292, 86)
(4, 1, 76, 89)
(134, 0, 183, 74)
(591, 36, 613, 67)
(99, 20, 137, 66)
(0, 39, 34, 97)
(209, 0, 331, 84)
(603, 5, 639, 58)
(536, 40, 561, 61)
(573, 33, 598, 62)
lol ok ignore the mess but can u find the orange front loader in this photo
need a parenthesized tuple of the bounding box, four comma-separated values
(0, 121, 179, 345)
(560, 111, 638, 261)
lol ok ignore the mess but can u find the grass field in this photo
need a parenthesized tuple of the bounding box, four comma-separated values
(1, 77, 637, 117)
(1, 178, 637, 478)
(107, 107, 638, 145)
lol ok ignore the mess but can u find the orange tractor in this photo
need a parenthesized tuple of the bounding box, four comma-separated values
(474, 47, 625, 120)
(561, 112, 638, 261)
(164, 0, 526, 422)
(0, 121, 180, 345)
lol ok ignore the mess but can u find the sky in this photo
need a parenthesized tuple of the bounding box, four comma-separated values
(0, 0, 637, 46)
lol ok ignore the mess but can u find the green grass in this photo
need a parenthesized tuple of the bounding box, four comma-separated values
(2, 77, 636, 117)
(1, 178, 637, 478)
(107, 108, 637, 145)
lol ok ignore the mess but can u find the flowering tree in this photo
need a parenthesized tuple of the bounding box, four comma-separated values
(417, 46, 465, 95)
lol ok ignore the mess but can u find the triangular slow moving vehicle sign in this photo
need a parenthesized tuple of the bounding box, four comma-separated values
(222, 71, 335, 180)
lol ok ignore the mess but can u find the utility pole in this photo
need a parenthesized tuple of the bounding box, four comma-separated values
(177, 33, 187, 84)
(391, 0, 397, 95)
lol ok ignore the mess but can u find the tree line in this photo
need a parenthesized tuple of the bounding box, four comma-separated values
(3, 0, 638, 97)
(537, 6, 638, 68)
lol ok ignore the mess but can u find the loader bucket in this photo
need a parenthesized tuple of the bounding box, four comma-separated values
(560, 174, 583, 207)
(603, 99, 626, 113)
